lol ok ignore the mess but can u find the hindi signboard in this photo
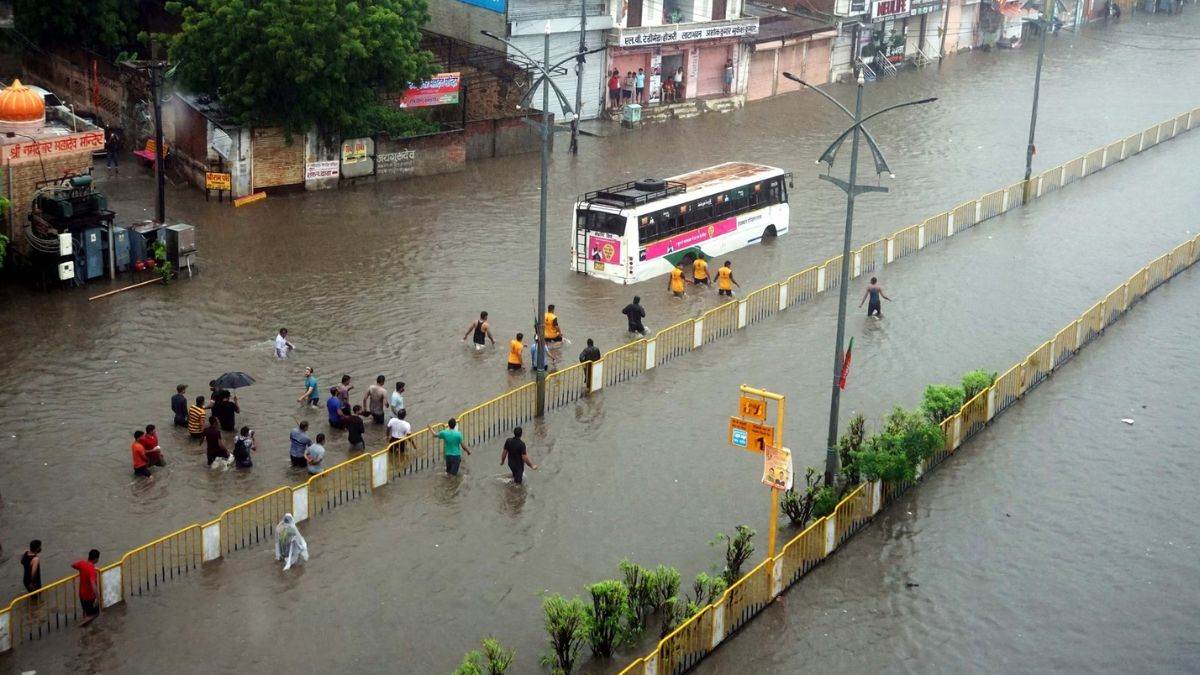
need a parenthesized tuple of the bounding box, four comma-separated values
(729, 417, 775, 453)
(205, 172, 232, 191)
(397, 73, 461, 109)
(304, 160, 340, 180)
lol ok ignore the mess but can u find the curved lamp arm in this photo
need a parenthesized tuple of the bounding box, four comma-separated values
(782, 71, 892, 177)
(818, 97, 938, 171)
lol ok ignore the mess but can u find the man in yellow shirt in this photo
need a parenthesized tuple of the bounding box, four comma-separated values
(692, 256, 710, 287)
(668, 263, 686, 297)
(507, 333, 525, 371)
(543, 304, 563, 366)
(716, 260, 739, 297)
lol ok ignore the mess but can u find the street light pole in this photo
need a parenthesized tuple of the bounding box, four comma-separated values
(150, 62, 166, 223)
(781, 71, 935, 487)
(535, 28, 551, 414)
(569, 0, 587, 155)
(823, 73, 866, 486)
(1023, 11, 1049, 205)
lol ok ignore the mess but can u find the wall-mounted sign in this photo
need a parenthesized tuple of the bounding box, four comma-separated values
(397, 73, 461, 109)
(617, 22, 759, 48)
(6, 130, 104, 161)
(205, 172, 232, 191)
(376, 149, 417, 175)
(459, 0, 505, 12)
(305, 160, 340, 180)
(871, 0, 910, 18)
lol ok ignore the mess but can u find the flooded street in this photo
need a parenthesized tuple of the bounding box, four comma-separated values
(1, 12, 1199, 673)
(698, 265, 1200, 675)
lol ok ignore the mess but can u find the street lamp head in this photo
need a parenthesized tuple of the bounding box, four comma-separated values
(480, 30, 499, 40)
(544, 22, 552, 34)
(856, 71, 865, 86)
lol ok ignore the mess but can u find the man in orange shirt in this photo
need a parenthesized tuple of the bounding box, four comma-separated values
(507, 333, 525, 371)
(131, 430, 152, 478)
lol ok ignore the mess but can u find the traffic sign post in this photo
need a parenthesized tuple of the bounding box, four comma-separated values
(731, 385, 787, 559)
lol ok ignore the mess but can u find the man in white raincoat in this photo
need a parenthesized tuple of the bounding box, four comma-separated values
(274, 513, 309, 571)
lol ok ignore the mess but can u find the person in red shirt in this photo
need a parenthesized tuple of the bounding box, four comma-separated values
(139, 424, 165, 466)
(131, 430, 152, 478)
(71, 549, 101, 625)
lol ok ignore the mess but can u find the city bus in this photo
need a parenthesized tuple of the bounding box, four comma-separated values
(571, 162, 791, 284)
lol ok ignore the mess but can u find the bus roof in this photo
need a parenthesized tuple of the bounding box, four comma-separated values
(666, 162, 783, 191)
(579, 162, 783, 210)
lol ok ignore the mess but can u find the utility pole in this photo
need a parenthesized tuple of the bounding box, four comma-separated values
(150, 62, 166, 223)
(535, 27, 551, 414)
(1022, 9, 1049, 204)
(569, 0, 587, 155)
(938, 0, 953, 65)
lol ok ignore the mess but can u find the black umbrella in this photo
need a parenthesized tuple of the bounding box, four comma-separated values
(213, 372, 256, 390)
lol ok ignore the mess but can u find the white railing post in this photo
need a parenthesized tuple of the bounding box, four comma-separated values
(852, 251, 861, 278)
(101, 566, 123, 608)
(1001, 189, 1010, 212)
(974, 201, 982, 223)
(644, 652, 659, 675)
(947, 214, 955, 237)
(1100, 148, 1108, 169)
(292, 486, 309, 523)
(645, 338, 656, 370)
(202, 522, 222, 562)
(1037, 176, 1045, 198)
(886, 238, 895, 263)
(590, 361, 604, 393)
(777, 285, 788, 310)
(371, 452, 388, 488)
(771, 557, 784, 597)
(824, 515, 837, 555)
(817, 266, 826, 292)
(986, 388, 996, 421)
(871, 480, 882, 515)
(710, 597, 727, 649)
(917, 225, 925, 249)
(737, 300, 748, 328)
(0, 608, 10, 653)
(693, 319, 704, 348)
(953, 416, 962, 450)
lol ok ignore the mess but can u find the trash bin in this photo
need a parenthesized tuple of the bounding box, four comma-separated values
(622, 103, 642, 126)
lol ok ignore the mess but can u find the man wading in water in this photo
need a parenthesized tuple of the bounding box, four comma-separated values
(859, 277, 892, 318)
(463, 311, 496, 350)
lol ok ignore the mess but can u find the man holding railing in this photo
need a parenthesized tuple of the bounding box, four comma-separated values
(71, 549, 101, 626)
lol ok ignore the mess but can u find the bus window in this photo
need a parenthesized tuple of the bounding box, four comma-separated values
(582, 210, 626, 236)
(768, 179, 782, 205)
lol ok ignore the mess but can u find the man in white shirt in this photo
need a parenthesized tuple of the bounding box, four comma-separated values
(390, 381, 406, 417)
(305, 433, 326, 474)
(386, 409, 412, 452)
(274, 328, 295, 358)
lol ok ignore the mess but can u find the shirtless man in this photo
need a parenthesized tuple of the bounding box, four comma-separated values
(859, 277, 892, 318)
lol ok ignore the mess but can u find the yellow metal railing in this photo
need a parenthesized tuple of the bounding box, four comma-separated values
(1062, 155, 1085, 185)
(702, 300, 739, 344)
(1084, 148, 1105, 175)
(777, 516, 826, 588)
(655, 318, 695, 366)
(8, 109, 1200, 657)
(833, 485, 872, 546)
(951, 200, 977, 231)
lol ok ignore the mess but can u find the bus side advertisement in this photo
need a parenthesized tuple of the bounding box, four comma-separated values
(641, 217, 737, 261)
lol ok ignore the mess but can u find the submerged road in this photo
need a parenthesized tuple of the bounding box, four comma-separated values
(2, 14, 1198, 603)
(3, 85, 1197, 671)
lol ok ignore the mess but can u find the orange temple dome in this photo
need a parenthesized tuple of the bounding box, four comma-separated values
(0, 79, 45, 130)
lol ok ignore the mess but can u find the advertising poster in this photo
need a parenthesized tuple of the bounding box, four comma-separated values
(587, 235, 622, 265)
(641, 217, 737, 260)
(397, 73, 461, 108)
(761, 445, 793, 491)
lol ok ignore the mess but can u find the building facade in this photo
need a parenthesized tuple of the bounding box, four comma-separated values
(743, 4, 837, 100)
(605, 0, 759, 105)
(427, 0, 613, 120)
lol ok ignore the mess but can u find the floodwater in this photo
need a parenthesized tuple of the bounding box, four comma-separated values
(698, 261, 1200, 675)
(0, 12, 1198, 673)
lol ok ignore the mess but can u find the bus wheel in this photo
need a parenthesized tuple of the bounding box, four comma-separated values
(761, 225, 778, 240)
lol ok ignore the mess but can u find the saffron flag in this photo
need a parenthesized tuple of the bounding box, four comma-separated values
(838, 337, 854, 390)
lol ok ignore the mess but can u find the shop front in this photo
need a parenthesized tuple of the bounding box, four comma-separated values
(607, 18, 759, 104)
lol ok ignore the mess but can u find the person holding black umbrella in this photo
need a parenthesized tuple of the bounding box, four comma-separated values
(212, 391, 240, 432)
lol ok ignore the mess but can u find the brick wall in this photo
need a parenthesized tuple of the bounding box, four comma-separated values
(375, 129, 466, 180)
(22, 48, 143, 132)
(251, 127, 305, 189)
(464, 112, 549, 161)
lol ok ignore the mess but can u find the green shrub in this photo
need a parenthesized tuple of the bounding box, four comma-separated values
(852, 407, 945, 483)
(454, 650, 485, 675)
(713, 525, 755, 586)
(584, 580, 628, 658)
(481, 638, 514, 674)
(540, 594, 586, 675)
(780, 467, 825, 527)
(922, 384, 965, 423)
(812, 486, 839, 519)
(962, 369, 997, 401)
(690, 572, 727, 607)
(618, 560, 657, 635)
(837, 415, 867, 486)
(651, 565, 680, 612)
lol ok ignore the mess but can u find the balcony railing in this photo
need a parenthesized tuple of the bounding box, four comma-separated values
(608, 16, 760, 48)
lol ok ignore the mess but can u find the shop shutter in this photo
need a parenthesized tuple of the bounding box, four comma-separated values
(804, 39, 832, 86)
(747, 49, 776, 101)
(697, 45, 729, 98)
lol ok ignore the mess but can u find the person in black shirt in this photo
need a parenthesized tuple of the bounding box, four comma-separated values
(622, 296, 647, 336)
(233, 426, 256, 468)
(212, 391, 240, 432)
(21, 539, 42, 592)
(500, 427, 537, 485)
(579, 338, 602, 391)
(346, 405, 367, 452)
(171, 384, 188, 426)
